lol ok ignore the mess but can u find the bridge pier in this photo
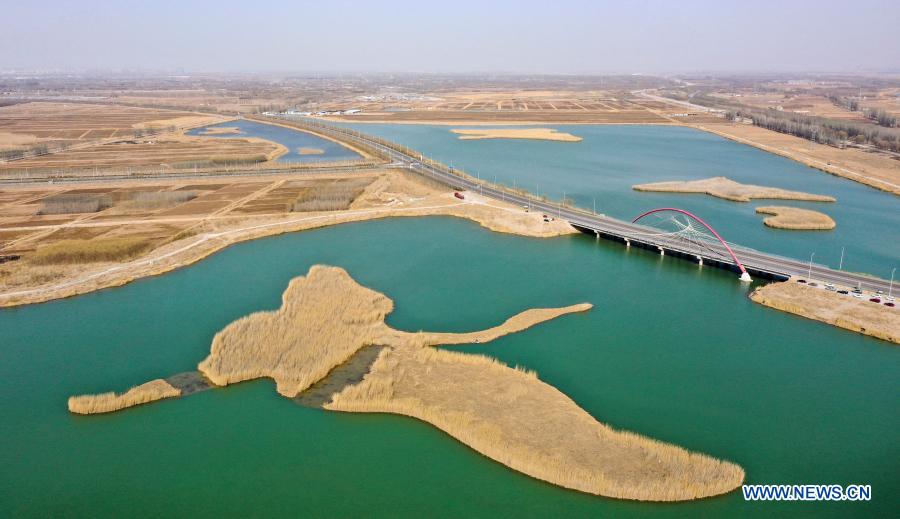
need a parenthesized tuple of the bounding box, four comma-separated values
(624, 238, 630, 247)
(658, 246, 665, 256)
(595, 230, 599, 240)
(696, 255, 703, 266)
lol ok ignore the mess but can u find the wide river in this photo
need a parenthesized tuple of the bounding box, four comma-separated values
(2, 217, 896, 517)
(1, 123, 897, 517)
(341, 123, 899, 277)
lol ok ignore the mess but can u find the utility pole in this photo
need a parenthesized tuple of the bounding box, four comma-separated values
(890, 267, 896, 298)
(838, 246, 845, 271)
(807, 252, 815, 280)
(593, 196, 596, 215)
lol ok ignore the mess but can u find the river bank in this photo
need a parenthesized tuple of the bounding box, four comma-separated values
(0, 170, 573, 308)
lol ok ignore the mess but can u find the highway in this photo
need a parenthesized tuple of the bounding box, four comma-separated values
(284, 117, 897, 294)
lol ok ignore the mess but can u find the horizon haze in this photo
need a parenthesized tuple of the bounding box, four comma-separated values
(2, 0, 899, 74)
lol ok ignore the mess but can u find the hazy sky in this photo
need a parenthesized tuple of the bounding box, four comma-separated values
(2, 0, 898, 74)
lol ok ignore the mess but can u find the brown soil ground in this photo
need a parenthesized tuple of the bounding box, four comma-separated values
(0, 101, 225, 152)
(754, 206, 836, 230)
(451, 128, 582, 142)
(716, 93, 873, 122)
(750, 280, 898, 344)
(633, 176, 835, 203)
(325, 110, 671, 125)
(688, 122, 900, 196)
(0, 169, 575, 307)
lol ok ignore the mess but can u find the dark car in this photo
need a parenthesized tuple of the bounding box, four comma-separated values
(837, 290, 849, 295)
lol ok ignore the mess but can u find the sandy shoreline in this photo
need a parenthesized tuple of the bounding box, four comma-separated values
(687, 122, 900, 196)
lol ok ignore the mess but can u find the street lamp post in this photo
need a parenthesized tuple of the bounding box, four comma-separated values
(807, 252, 815, 280)
(839, 246, 845, 271)
(890, 267, 896, 298)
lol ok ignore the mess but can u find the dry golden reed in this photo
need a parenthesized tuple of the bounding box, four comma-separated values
(196, 265, 585, 397)
(633, 176, 835, 203)
(197, 265, 396, 396)
(754, 206, 836, 230)
(326, 346, 744, 501)
(68, 265, 744, 501)
(68, 379, 180, 414)
(39, 193, 113, 215)
(129, 190, 198, 209)
(291, 178, 372, 212)
(30, 237, 154, 265)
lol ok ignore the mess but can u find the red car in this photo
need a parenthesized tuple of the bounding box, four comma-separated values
(454, 192, 465, 200)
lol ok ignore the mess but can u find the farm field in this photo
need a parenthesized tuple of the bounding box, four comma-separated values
(321, 90, 691, 124)
(0, 102, 226, 152)
(0, 167, 573, 306)
(0, 133, 282, 171)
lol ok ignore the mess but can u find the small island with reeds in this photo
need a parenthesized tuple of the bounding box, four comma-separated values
(633, 176, 836, 203)
(68, 265, 745, 501)
(755, 206, 836, 230)
(451, 128, 582, 142)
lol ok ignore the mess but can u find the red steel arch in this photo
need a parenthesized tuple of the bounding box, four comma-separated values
(632, 207, 750, 279)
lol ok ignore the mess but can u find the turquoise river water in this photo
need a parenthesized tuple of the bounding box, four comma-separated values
(1, 217, 897, 517)
(188, 119, 361, 163)
(341, 123, 899, 277)
(1, 122, 897, 517)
